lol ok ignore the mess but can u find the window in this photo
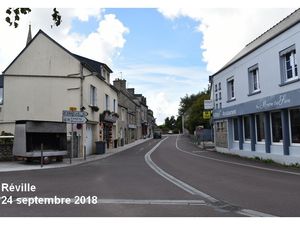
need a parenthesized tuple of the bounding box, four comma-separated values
(219, 92, 222, 100)
(215, 103, 218, 109)
(121, 108, 125, 121)
(271, 112, 282, 143)
(248, 65, 260, 94)
(227, 77, 235, 101)
(290, 108, 300, 144)
(256, 113, 265, 142)
(219, 102, 222, 109)
(105, 94, 110, 110)
(90, 85, 97, 106)
(113, 99, 116, 112)
(233, 118, 239, 141)
(215, 93, 218, 101)
(215, 84, 218, 92)
(218, 82, 221, 90)
(243, 116, 251, 141)
(280, 45, 298, 83)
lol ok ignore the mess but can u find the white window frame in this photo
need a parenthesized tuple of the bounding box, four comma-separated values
(227, 77, 235, 101)
(255, 113, 265, 144)
(90, 85, 97, 106)
(289, 108, 300, 146)
(105, 94, 110, 110)
(270, 111, 283, 145)
(248, 65, 260, 94)
(232, 118, 239, 142)
(243, 116, 251, 143)
(280, 45, 298, 84)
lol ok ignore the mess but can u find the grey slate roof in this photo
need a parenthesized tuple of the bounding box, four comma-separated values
(72, 54, 113, 74)
(212, 8, 300, 77)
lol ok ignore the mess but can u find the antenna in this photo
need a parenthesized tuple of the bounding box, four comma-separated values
(120, 71, 123, 80)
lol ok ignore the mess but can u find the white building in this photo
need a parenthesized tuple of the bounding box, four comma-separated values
(210, 9, 300, 165)
(0, 29, 119, 156)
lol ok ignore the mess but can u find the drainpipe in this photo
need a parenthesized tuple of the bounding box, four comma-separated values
(80, 63, 83, 109)
(80, 63, 84, 157)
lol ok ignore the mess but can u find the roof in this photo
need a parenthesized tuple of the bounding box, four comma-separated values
(3, 29, 113, 75)
(212, 8, 300, 77)
(72, 54, 113, 74)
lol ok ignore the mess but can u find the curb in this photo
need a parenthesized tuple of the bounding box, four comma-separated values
(0, 138, 152, 173)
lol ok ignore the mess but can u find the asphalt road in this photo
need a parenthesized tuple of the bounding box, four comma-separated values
(0, 135, 300, 217)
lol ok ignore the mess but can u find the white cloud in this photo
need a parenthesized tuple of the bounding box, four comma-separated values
(73, 14, 129, 64)
(112, 63, 210, 124)
(158, 8, 296, 73)
(0, 8, 128, 71)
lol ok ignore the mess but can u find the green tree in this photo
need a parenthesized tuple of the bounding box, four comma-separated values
(5, 8, 62, 28)
(180, 89, 211, 134)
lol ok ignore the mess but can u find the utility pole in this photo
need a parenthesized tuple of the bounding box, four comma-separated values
(182, 113, 185, 135)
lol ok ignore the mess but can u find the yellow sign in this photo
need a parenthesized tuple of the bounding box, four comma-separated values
(203, 111, 211, 119)
(69, 107, 77, 111)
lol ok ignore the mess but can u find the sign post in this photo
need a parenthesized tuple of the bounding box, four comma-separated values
(204, 100, 214, 110)
(203, 111, 211, 120)
(62, 109, 88, 164)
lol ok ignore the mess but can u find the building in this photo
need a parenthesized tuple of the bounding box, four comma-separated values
(210, 9, 300, 165)
(147, 109, 156, 137)
(134, 94, 148, 138)
(113, 79, 137, 145)
(1, 28, 119, 157)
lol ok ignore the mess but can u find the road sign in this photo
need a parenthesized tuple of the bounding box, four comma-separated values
(69, 107, 77, 111)
(62, 110, 88, 124)
(204, 100, 214, 110)
(203, 111, 211, 120)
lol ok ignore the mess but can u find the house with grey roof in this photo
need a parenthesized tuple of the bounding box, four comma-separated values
(210, 9, 300, 165)
(0, 27, 119, 158)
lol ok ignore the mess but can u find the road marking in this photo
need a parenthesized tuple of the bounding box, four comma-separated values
(144, 135, 276, 217)
(176, 135, 300, 176)
(97, 199, 206, 205)
(144, 137, 218, 203)
(236, 209, 275, 217)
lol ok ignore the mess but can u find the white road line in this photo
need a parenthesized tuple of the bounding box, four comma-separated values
(97, 199, 206, 205)
(144, 137, 218, 203)
(236, 209, 275, 217)
(144, 135, 276, 217)
(176, 135, 300, 176)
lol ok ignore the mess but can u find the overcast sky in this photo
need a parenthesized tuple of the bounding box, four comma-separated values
(0, 2, 297, 124)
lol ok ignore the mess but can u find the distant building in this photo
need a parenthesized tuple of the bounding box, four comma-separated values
(210, 9, 300, 165)
(113, 79, 137, 145)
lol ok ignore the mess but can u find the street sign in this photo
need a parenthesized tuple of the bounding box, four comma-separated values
(204, 100, 214, 110)
(203, 111, 211, 119)
(62, 110, 88, 124)
(69, 107, 77, 111)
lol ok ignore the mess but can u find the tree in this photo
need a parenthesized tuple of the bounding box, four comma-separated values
(5, 8, 62, 28)
(179, 89, 211, 134)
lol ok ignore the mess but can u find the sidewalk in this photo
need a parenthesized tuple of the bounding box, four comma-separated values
(0, 138, 151, 173)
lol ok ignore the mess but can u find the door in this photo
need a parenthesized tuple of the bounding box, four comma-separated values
(86, 124, 93, 155)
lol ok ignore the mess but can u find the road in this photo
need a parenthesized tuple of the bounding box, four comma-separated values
(0, 134, 300, 217)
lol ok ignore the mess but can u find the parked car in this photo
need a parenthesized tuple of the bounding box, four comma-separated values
(153, 131, 162, 139)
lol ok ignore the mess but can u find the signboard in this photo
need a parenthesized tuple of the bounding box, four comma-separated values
(204, 100, 214, 110)
(69, 107, 77, 111)
(62, 110, 88, 124)
(203, 111, 211, 119)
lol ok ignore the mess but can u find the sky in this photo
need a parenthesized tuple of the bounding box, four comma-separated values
(0, 4, 297, 124)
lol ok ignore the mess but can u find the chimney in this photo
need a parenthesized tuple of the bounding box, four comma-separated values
(26, 24, 32, 46)
(127, 88, 135, 95)
(113, 79, 126, 90)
